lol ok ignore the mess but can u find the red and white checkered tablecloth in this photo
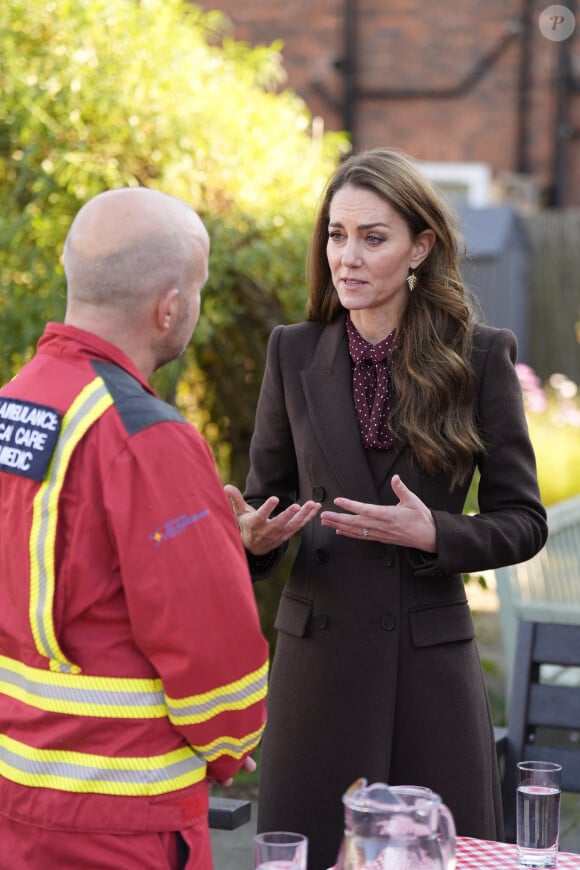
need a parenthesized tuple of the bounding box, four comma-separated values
(328, 837, 580, 869)
(457, 836, 580, 868)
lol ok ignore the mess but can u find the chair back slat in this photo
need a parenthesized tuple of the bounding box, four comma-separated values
(522, 746, 580, 794)
(534, 623, 580, 665)
(527, 683, 580, 729)
(495, 495, 580, 699)
(501, 619, 580, 842)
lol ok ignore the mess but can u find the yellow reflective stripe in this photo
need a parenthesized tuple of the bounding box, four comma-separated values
(198, 725, 265, 763)
(166, 659, 269, 725)
(29, 378, 114, 674)
(0, 655, 167, 719)
(0, 734, 205, 796)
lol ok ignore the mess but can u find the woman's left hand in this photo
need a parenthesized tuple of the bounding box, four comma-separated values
(320, 474, 437, 553)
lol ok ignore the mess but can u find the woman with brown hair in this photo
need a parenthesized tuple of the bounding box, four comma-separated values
(226, 148, 547, 870)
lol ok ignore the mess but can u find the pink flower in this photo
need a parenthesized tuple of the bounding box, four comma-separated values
(526, 391, 548, 413)
(516, 364, 548, 413)
(516, 363, 542, 391)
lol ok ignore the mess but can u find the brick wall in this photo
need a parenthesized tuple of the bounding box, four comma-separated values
(198, 0, 580, 206)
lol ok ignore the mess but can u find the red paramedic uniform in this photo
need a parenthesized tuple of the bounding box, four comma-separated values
(0, 323, 269, 869)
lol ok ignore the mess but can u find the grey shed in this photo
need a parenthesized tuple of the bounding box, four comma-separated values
(457, 205, 529, 361)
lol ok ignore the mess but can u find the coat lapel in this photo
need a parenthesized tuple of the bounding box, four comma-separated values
(300, 316, 406, 504)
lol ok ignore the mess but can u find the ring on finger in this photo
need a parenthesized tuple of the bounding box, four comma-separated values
(362, 528, 369, 537)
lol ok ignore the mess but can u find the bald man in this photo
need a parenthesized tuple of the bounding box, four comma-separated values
(0, 188, 269, 869)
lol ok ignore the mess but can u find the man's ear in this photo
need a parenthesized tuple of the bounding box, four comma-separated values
(410, 228, 436, 268)
(156, 287, 180, 330)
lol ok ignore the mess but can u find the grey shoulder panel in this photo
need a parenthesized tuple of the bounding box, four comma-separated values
(91, 360, 185, 435)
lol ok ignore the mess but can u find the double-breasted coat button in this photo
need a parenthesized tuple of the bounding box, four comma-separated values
(382, 546, 395, 568)
(380, 614, 396, 631)
(313, 611, 328, 629)
(312, 485, 326, 502)
(314, 548, 329, 564)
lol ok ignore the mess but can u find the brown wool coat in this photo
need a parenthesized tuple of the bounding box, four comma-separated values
(246, 316, 547, 870)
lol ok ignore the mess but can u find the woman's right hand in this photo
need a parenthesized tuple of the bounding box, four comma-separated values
(224, 484, 321, 556)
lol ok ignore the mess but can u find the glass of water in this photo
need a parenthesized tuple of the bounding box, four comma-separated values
(517, 760, 562, 868)
(254, 831, 308, 869)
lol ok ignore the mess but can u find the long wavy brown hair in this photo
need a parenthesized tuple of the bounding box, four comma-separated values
(306, 147, 485, 488)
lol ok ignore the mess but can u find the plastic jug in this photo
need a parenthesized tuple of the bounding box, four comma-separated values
(335, 778, 456, 870)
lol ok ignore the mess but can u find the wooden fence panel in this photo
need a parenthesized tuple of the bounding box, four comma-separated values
(524, 209, 580, 383)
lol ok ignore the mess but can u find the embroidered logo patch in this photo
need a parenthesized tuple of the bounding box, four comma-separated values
(0, 398, 62, 481)
(149, 509, 210, 546)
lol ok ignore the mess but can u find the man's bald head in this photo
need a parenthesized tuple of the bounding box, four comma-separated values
(62, 188, 210, 377)
(63, 187, 209, 314)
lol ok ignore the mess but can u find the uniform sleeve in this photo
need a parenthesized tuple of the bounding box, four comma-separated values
(418, 328, 548, 576)
(106, 420, 269, 782)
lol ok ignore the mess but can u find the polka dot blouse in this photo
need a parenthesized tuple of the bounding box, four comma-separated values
(346, 314, 397, 450)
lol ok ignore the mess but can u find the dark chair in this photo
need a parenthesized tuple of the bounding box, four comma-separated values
(497, 620, 580, 842)
(495, 494, 580, 701)
(209, 794, 252, 830)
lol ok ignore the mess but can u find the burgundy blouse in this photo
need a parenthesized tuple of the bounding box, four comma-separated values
(346, 314, 397, 450)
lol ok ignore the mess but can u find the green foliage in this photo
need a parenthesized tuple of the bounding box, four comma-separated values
(463, 468, 480, 515)
(0, 0, 349, 485)
(464, 364, 580, 521)
(528, 418, 580, 506)
(0, 0, 351, 683)
(516, 366, 580, 506)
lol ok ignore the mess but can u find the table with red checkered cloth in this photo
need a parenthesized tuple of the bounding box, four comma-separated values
(328, 837, 580, 869)
(457, 836, 580, 868)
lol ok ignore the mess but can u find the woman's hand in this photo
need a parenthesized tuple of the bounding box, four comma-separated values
(320, 474, 437, 553)
(224, 484, 321, 556)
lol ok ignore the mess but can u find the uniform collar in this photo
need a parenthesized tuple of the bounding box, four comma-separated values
(38, 323, 155, 395)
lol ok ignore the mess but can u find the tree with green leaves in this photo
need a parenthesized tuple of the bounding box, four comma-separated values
(0, 0, 348, 488)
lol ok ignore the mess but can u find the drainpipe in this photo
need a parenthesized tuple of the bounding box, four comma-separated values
(334, 0, 358, 148)
(551, 0, 577, 206)
(316, 16, 521, 136)
(357, 23, 521, 100)
(516, 0, 534, 174)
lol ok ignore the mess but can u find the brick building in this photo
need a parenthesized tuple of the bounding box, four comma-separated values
(198, 1, 580, 207)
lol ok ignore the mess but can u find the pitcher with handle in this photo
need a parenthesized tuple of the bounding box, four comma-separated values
(335, 778, 456, 870)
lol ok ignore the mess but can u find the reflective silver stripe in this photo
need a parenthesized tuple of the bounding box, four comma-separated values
(166, 660, 268, 725)
(0, 735, 205, 797)
(0, 655, 166, 719)
(199, 726, 264, 762)
(29, 378, 114, 673)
